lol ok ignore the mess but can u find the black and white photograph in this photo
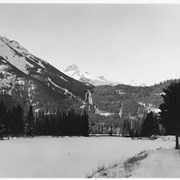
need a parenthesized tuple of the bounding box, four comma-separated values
(0, 0, 180, 178)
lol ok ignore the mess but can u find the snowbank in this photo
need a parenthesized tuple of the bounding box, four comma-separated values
(131, 148, 180, 178)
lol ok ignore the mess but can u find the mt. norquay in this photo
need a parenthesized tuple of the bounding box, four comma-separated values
(0, 36, 93, 112)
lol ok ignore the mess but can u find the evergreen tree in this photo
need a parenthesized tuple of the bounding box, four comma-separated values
(0, 101, 7, 140)
(153, 114, 160, 137)
(12, 105, 24, 136)
(141, 112, 154, 137)
(81, 110, 89, 136)
(0, 120, 5, 140)
(159, 81, 180, 149)
(25, 105, 34, 137)
(5, 110, 11, 139)
(141, 111, 159, 137)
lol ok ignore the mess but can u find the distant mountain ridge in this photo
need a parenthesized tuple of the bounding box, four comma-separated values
(63, 64, 119, 86)
(91, 79, 179, 118)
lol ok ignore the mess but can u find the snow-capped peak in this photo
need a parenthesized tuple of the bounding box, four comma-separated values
(98, 76, 107, 81)
(64, 64, 80, 73)
(0, 37, 34, 74)
(0, 36, 29, 56)
(0, 36, 50, 76)
(63, 64, 119, 86)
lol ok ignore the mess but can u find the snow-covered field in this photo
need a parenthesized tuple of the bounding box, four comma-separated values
(0, 136, 175, 177)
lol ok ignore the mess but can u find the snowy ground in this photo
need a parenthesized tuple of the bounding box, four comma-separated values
(0, 136, 175, 177)
(131, 148, 180, 178)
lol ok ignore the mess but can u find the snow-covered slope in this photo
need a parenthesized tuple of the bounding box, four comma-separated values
(131, 148, 180, 178)
(0, 37, 33, 74)
(0, 36, 92, 112)
(63, 64, 119, 86)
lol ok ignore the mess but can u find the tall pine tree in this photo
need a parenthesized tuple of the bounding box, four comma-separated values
(141, 111, 159, 137)
(159, 81, 180, 149)
(25, 105, 34, 137)
(0, 101, 6, 140)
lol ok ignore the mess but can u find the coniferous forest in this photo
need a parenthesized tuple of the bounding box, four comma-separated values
(0, 101, 89, 139)
(88, 110, 162, 138)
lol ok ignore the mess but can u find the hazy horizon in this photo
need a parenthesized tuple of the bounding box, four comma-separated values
(0, 4, 180, 86)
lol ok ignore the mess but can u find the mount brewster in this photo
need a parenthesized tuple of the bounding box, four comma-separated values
(0, 36, 93, 112)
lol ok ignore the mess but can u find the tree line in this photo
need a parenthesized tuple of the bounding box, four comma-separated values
(0, 102, 89, 139)
(89, 111, 162, 138)
(34, 108, 89, 137)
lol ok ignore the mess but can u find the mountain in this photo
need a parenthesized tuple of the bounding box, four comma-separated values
(87, 79, 179, 123)
(0, 36, 93, 112)
(0, 35, 177, 120)
(63, 64, 119, 86)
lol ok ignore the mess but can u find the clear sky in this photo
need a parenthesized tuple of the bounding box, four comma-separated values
(0, 4, 180, 85)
